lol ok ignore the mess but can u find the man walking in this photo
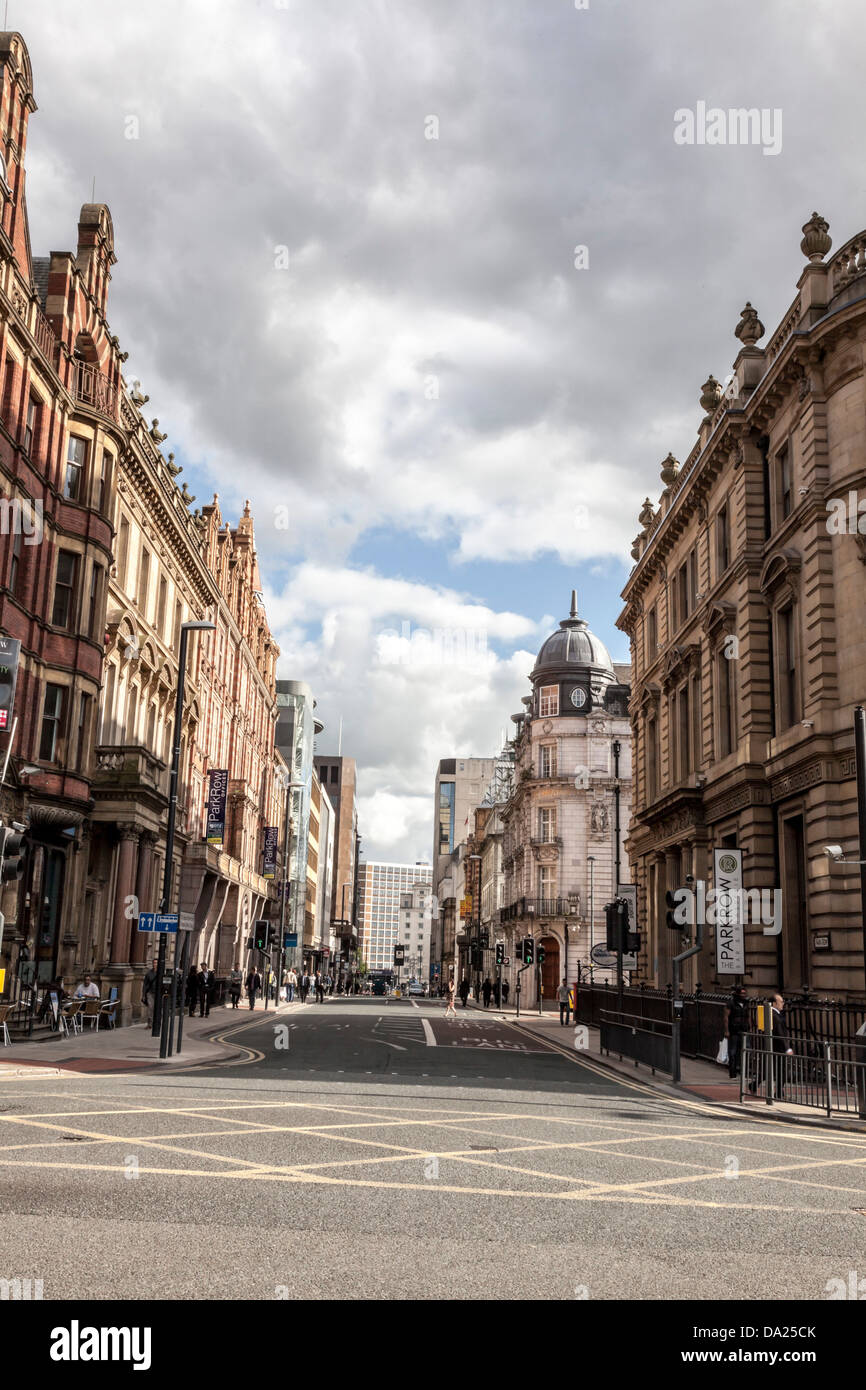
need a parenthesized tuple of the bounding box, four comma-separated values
(246, 966, 261, 1010)
(229, 968, 242, 1009)
(458, 977, 470, 1008)
(142, 957, 159, 1026)
(198, 962, 214, 1018)
(482, 977, 492, 1008)
(771, 993, 794, 1098)
(557, 977, 571, 1026)
(502, 979, 510, 1007)
(315, 971, 324, 1004)
(286, 967, 297, 1003)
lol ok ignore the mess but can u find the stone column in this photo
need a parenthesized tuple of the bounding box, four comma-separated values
(131, 832, 157, 966)
(104, 823, 139, 1028)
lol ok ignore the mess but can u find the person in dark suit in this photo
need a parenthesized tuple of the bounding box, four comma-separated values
(186, 965, 199, 1017)
(725, 985, 750, 1079)
(198, 963, 214, 1018)
(246, 968, 261, 1009)
(771, 993, 794, 1098)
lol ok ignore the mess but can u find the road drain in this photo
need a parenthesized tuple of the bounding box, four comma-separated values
(61, 1135, 87, 1142)
(470, 1145, 499, 1152)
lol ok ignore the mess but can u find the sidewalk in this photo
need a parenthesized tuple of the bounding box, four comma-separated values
(0, 995, 307, 1076)
(462, 1002, 866, 1134)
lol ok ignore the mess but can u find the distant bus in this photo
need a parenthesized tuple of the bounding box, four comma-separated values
(369, 970, 393, 997)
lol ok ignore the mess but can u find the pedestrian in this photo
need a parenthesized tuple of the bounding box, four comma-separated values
(771, 993, 794, 1098)
(142, 957, 159, 1025)
(315, 971, 324, 1004)
(725, 985, 749, 1079)
(482, 976, 492, 1008)
(557, 977, 571, 1026)
(229, 968, 242, 1009)
(198, 962, 214, 1018)
(458, 978, 470, 1008)
(287, 967, 297, 1003)
(493, 978, 501, 1008)
(502, 979, 510, 1007)
(186, 965, 198, 1017)
(246, 967, 261, 1009)
(444, 976, 457, 1020)
(73, 973, 100, 1000)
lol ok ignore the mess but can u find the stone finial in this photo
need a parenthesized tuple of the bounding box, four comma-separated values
(150, 418, 167, 444)
(180, 482, 195, 505)
(800, 211, 832, 262)
(631, 535, 642, 561)
(166, 452, 182, 476)
(734, 301, 765, 346)
(638, 497, 655, 529)
(700, 375, 723, 414)
(130, 379, 149, 406)
(243, 499, 251, 517)
(660, 453, 680, 487)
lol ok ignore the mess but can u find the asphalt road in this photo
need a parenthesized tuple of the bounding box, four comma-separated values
(1, 996, 865, 1301)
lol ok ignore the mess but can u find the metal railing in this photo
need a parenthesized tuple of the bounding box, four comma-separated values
(741, 1037, 866, 1117)
(599, 1008, 673, 1074)
(73, 360, 119, 421)
(499, 896, 580, 922)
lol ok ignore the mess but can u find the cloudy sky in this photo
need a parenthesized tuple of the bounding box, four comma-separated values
(17, 0, 865, 861)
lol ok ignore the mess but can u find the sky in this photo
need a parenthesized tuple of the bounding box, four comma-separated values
(15, 0, 866, 862)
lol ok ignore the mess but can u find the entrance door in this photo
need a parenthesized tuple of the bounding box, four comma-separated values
(540, 935, 559, 1000)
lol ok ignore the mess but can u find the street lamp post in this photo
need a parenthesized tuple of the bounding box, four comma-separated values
(587, 856, 596, 971)
(153, 620, 215, 1057)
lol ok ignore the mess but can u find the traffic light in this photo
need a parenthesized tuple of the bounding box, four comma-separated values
(495, 942, 505, 965)
(605, 899, 629, 953)
(536, 944, 546, 966)
(253, 920, 270, 952)
(665, 887, 692, 930)
(515, 939, 524, 962)
(0, 823, 26, 884)
(394, 944, 405, 965)
(522, 937, 534, 966)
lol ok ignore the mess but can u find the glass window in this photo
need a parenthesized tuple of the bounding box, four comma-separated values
(539, 744, 557, 778)
(23, 396, 41, 457)
(88, 564, 102, 639)
(716, 505, 729, 576)
(778, 445, 792, 520)
(75, 692, 92, 770)
(64, 436, 87, 501)
(51, 550, 78, 629)
(39, 684, 66, 762)
(138, 549, 150, 616)
(539, 685, 559, 717)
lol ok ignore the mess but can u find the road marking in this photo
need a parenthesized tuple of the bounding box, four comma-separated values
(421, 1019, 436, 1048)
(363, 1038, 407, 1051)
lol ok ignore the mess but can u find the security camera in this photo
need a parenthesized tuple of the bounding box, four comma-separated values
(824, 844, 843, 861)
(801, 720, 814, 728)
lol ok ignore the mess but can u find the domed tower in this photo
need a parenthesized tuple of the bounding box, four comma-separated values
(530, 591, 628, 718)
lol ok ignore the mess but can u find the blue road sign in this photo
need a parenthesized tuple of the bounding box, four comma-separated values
(283, 932, 298, 949)
(137, 912, 179, 934)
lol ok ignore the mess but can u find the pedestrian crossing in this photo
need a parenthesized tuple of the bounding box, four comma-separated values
(371, 1016, 428, 1047)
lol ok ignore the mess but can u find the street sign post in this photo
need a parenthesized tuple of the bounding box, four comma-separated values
(137, 912, 179, 934)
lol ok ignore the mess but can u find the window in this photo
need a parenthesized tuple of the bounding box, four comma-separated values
(538, 808, 556, 842)
(778, 445, 792, 521)
(75, 692, 92, 770)
(51, 550, 79, 629)
(138, 548, 150, 616)
(779, 606, 799, 728)
(174, 600, 182, 646)
(677, 683, 690, 781)
(716, 505, 729, 577)
(9, 526, 23, 595)
(23, 395, 41, 457)
(118, 517, 130, 587)
(1, 356, 15, 423)
(64, 436, 87, 501)
(539, 744, 557, 778)
(646, 714, 659, 800)
(539, 685, 559, 717)
(156, 576, 168, 635)
(688, 549, 698, 610)
(98, 451, 113, 512)
(330, 765, 338, 783)
(646, 607, 657, 662)
(87, 561, 102, 636)
(718, 647, 736, 757)
(39, 684, 66, 761)
(676, 563, 688, 627)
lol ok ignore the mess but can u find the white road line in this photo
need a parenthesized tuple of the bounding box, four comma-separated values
(421, 1019, 437, 1048)
(363, 1038, 407, 1051)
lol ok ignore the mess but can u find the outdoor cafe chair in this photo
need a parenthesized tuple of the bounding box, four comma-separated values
(82, 998, 101, 1031)
(60, 1001, 83, 1037)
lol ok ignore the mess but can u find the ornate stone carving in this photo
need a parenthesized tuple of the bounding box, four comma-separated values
(149, 419, 167, 444)
(639, 497, 655, 529)
(660, 453, 680, 487)
(800, 211, 832, 262)
(734, 301, 765, 346)
(700, 375, 723, 414)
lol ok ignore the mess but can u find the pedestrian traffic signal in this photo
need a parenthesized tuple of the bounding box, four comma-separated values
(536, 945, 546, 966)
(253, 920, 270, 951)
(0, 823, 26, 883)
(495, 942, 505, 965)
(394, 944, 405, 964)
(522, 938, 534, 966)
(665, 888, 692, 930)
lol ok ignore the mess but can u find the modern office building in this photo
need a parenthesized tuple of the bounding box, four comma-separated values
(358, 860, 433, 974)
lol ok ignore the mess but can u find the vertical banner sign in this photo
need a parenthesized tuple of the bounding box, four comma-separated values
(262, 826, 278, 879)
(0, 635, 21, 732)
(714, 849, 745, 974)
(206, 769, 229, 845)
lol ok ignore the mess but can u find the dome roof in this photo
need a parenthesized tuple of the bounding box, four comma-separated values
(532, 591, 615, 681)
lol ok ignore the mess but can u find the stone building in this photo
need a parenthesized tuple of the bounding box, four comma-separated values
(313, 755, 359, 986)
(498, 594, 632, 1006)
(619, 212, 866, 999)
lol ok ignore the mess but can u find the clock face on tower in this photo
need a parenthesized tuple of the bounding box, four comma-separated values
(570, 686, 588, 710)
